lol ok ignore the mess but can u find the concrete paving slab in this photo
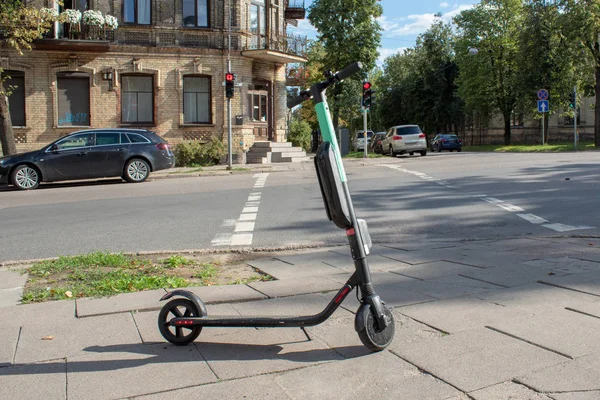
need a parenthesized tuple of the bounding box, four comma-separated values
(518, 353, 600, 392)
(535, 257, 600, 275)
(316, 253, 411, 272)
(550, 392, 600, 400)
(248, 275, 341, 298)
(275, 350, 464, 400)
(132, 303, 239, 343)
(487, 308, 600, 358)
(469, 381, 554, 399)
(135, 374, 292, 399)
(275, 249, 350, 266)
(0, 299, 76, 329)
(565, 300, 600, 319)
(393, 328, 566, 392)
(67, 343, 216, 400)
(183, 284, 267, 304)
(0, 326, 19, 367)
(0, 286, 24, 307)
(0, 359, 66, 399)
(15, 312, 141, 364)
(475, 282, 600, 313)
(247, 258, 341, 279)
(399, 296, 533, 333)
(195, 327, 343, 380)
(458, 263, 568, 288)
(0, 270, 27, 290)
(75, 289, 167, 317)
(389, 261, 485, 280)
(377, 245, 445, 265)
(537, 272, 600, 297)
(399, 274, 499, 300)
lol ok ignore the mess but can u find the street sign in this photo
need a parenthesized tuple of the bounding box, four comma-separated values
(538, 100, 549, 113)
(537, 89, 549, 100)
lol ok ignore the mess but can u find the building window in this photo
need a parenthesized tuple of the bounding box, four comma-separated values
(250, 0, 266, 48)
(2, 70, 25, 127)
(123, 0, 151, 25)
(57, 72, 90, 127)
(183, 0, 209, 27)
(121, 75, 154, 124)
(248, 90, 268, 122)
(183, 76, 211, 124)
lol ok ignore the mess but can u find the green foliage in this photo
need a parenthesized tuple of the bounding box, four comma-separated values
(288, 118, 312, 151)
(193, 263, 218, 284)
(162, 255, 194, 269)
(463, 142, 597, 152)
(174, 137, 226, 167)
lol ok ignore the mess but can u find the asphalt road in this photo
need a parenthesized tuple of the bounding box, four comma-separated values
(1, 151, 599, 262)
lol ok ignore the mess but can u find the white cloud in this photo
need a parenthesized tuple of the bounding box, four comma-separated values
(440, 2, 449, 8)
(382, 4, 474, 37)
(377, 47, 408, 66)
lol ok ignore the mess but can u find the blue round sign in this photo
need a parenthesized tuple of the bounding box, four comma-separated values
(537, 89, 549, 100)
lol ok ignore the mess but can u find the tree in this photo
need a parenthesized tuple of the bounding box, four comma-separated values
(308, 0, 382, 132)
(454, 0, 524, 145)
(560, 0, 600, 146)
(0, 1, 55, 155)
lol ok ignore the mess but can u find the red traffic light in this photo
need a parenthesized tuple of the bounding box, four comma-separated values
(363, 81, 372, 90)
(225, 72, 235, 81)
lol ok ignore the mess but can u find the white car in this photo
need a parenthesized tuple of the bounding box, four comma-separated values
(382, 125, 427, 157)
(354, 130, 374, 151)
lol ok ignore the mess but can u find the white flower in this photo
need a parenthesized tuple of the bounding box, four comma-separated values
(40, 8, 59, 21)
(104, 15, 118, 30)
(82, 10, 105, 27)
(60, 9, 82, 24)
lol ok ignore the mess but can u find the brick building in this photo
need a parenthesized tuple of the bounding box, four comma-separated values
(0, 0, 307, 155)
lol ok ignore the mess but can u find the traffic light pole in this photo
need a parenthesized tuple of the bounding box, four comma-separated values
(574, 86, 577, 150)
(226, 0, 232, 169)
(363, 108, 368, 158)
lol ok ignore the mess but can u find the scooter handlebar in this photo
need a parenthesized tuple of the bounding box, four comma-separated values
(286, 62, 363, 108)
(287, 89, 312, 109)
(335, 62, 363, 82)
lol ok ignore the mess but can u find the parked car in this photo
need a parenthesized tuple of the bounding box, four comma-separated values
(430, 133, 462, 152)
(368, 132, 387, 154)
(0, 129, 175, 190)
(354, 130, 374, 151)
(381, 125, 427, 157)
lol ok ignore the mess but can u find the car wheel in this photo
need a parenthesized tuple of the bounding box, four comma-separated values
(124, 158, 150, 183)
(409, 152, 414, 156)
(389, 146, 397, 157)
(420, 150, 427, 156)
(12, 164, 40, 190)
(437, 145, 442, 153)
(458, 148, 462, 152)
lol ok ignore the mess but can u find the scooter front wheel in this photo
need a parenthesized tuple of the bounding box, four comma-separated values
(158, 298, 203, 345)
(356, 304, 395, 352)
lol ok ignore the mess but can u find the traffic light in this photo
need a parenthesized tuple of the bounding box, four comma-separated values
(568, 91, 576, 109)
(362, 81, 372, 109)
(225, 72, 235, 99)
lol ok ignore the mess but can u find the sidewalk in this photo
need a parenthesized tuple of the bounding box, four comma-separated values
(2, 236, 600, 399)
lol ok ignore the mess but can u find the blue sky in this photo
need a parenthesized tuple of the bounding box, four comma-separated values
(289, 0, 479, 66)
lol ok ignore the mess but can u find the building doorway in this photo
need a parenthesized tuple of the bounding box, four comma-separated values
(248, 81, 273, 140)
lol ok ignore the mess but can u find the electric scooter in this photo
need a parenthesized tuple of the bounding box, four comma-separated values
(157, 62, 395, 352)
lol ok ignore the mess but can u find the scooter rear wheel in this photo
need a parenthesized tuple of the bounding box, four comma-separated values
(356, 304, 395, 352)
(158, 298, 203, 345)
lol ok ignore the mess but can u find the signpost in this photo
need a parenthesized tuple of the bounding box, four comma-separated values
(537, 89, 549, 145)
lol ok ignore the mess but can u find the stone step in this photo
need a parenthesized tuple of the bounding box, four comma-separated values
(246, 157, 270, 164)
(273, 156, 312, 163)
(272, 151, 307, 161)
(247, 152, 272, 162)
(252, 141, 293, 148)
(248, 147, 304, 155)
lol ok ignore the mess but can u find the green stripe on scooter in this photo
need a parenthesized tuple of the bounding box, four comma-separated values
(315, 102, 347, 182)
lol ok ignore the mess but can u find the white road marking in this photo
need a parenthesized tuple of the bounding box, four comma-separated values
(248, 195, 261, 201)
(239, 213, 257, 221)
(230, 234, 253, 245)
(517, 214, 548, 224)
(242, 206, 259, 213)
(211, 233, 232, 246)
(385, 165, 595, 232)
(235, 222, 255, 232)
(221, 219, 237, 227)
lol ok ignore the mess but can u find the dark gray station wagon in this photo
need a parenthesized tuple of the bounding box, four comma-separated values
(0, 129, 175, 190)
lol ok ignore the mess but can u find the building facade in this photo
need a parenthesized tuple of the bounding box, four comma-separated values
(0, 0, 307, 154)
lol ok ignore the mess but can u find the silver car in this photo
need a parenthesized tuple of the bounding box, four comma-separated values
(382, 125, 427, 157)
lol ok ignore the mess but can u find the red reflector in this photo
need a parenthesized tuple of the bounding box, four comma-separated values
(418, 134, 425, 138)
(174, 319, 194, 325)
(346, 228, 355, 236)
(334, 286, 351, 303)
(393, 135, 402, 140)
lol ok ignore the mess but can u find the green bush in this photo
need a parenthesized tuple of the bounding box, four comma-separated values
(288, 119, 312, 151)
(174, 137, 226, 167)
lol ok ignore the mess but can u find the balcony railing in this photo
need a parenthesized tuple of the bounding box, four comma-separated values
(285, 0, 306, 20)
(245, 32, 308, 58)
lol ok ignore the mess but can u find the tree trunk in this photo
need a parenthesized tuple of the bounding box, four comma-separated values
(0, 94, 17, 156)
(595, 64, 600, 147)
(503, 113, 511, 145)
